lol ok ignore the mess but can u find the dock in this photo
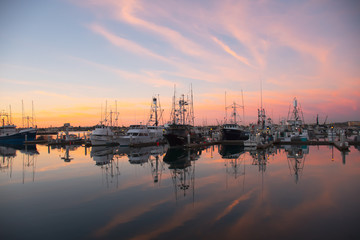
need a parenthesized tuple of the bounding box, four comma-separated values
(23, 135, 359, 153)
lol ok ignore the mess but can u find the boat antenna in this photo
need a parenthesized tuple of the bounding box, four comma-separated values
(241, 89, 245, 125)
(190, 84, 194, 126)
(32, 100, 35, 127)
(153, 96, 158, 126)
(110, 106, 113, 127)
(105, 100, 108, 125)
(22, 99, 24, 128)
(299, 102, 305, 125)
(225, 91, 227, 123)
(100, 103, 103, 125)
(157, 94, 164, 125)
(115, 100, 119, 127)
(260, 78, 263, 112)
(287, 104, 291, 121)
(172, 84, 176, 124)
(9, 105, 12, 125)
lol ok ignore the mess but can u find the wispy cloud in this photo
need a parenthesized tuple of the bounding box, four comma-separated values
(89, 23, 169, 62)
(109, 0, 209, 58)
(212, 36, 254, 68)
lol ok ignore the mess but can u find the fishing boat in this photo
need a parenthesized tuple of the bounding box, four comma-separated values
(118, 96, 165, 146)
(163, 86, 203, 147)
(164, 123, 202, 146)
(117, 124, 153, 146)
(221, 123, 249, 141)
(278, 97, 309, 142)
(0, 112, 37, 144)
(146, 96, 165, 142)
(90, 101, 119, 146)
(220, 101, 249, 141)
(90, 125, 116, 146)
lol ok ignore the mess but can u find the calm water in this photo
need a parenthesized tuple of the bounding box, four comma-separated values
(1, 143, 359, 240)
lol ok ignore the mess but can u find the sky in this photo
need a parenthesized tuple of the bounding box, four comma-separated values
(0, 0, 359, 127)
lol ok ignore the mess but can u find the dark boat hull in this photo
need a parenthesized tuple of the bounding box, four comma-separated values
(164, 124, 202, 147)
(221, 128, 249, 141)
(0, 131, 37, 144)
(219, 144, 245, 159)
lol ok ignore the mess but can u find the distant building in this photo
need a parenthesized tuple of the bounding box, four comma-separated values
(348, 121, 360, 127)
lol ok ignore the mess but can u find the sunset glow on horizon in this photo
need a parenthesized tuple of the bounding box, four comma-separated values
(1, 0, 359, 127)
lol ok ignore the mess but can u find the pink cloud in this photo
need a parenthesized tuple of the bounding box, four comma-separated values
(212, 36, 254, 68)
(89, 23, 168, 62)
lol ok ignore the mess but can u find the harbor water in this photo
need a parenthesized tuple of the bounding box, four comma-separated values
(0, 144, 359, 239)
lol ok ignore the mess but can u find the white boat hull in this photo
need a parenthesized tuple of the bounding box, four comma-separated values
(90, 135, 115, 146)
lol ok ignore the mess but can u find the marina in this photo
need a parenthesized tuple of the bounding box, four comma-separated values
(1, 1, 360, 239)
(1, 142, 359, 239)
(1, 94, 359, 240)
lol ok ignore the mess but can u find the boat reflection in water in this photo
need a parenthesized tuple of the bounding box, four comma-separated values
(0, 144, 38, 183)
(250, 146, 276, 173)
(91, 145, 124, 188)
(1, 143, 360, 239)
(48, 144, 82, 163)
(163, 148, 201, 199)
(219, 144, 246, 182)
(0, 145, 16, 177)
(284, 145, 309, 183)
(127, 145, 166, 165)
(91, 145, 119, 166)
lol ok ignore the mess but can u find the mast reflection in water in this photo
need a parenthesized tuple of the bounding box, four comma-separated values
(0, 144, 359, 240)
(163, 148, 200, 200)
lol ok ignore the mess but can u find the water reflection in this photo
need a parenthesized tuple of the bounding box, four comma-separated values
(250, 148, 271, 173)
(163, 148, 201, 200)
(284, 145, 309, 183)
(1, 143, 359, 240)
(0, 144, 38, 183)
(90, 145, 168, 188)
(48, 144, 82, 163)
(219, 145, 245, 176)
(91, 146, 118, 166)
(91, 146, 121, 189)
(219, 144, 247, 193)
(0, 145, 16, 177)
(128, 145, 167, 164)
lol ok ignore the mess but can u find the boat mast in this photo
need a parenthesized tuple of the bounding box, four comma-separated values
(172, 85, 176, 124)
(9, 105, 12, 125)
(100, 103, 103, 125)
(258, 79, 266, 129)
(32, 100, 35, 127)
(155, 97, 158, 126)
(190, 84, 194, 126)
(115, 100, 119, 127)
(181, 94, 185, 125)
(225, 95, 244, 125)
(110, 106, 113, 127)
(225, 91, 227, 123)
(233, 102, 237, 123)
(157, 94, 163, 125)
(260, 79, 262, 115)
(153, 96, 158, 126)
(22, 99, 24, 128)
(241, 90, 245, 125)
(105, 100, 108, 126)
